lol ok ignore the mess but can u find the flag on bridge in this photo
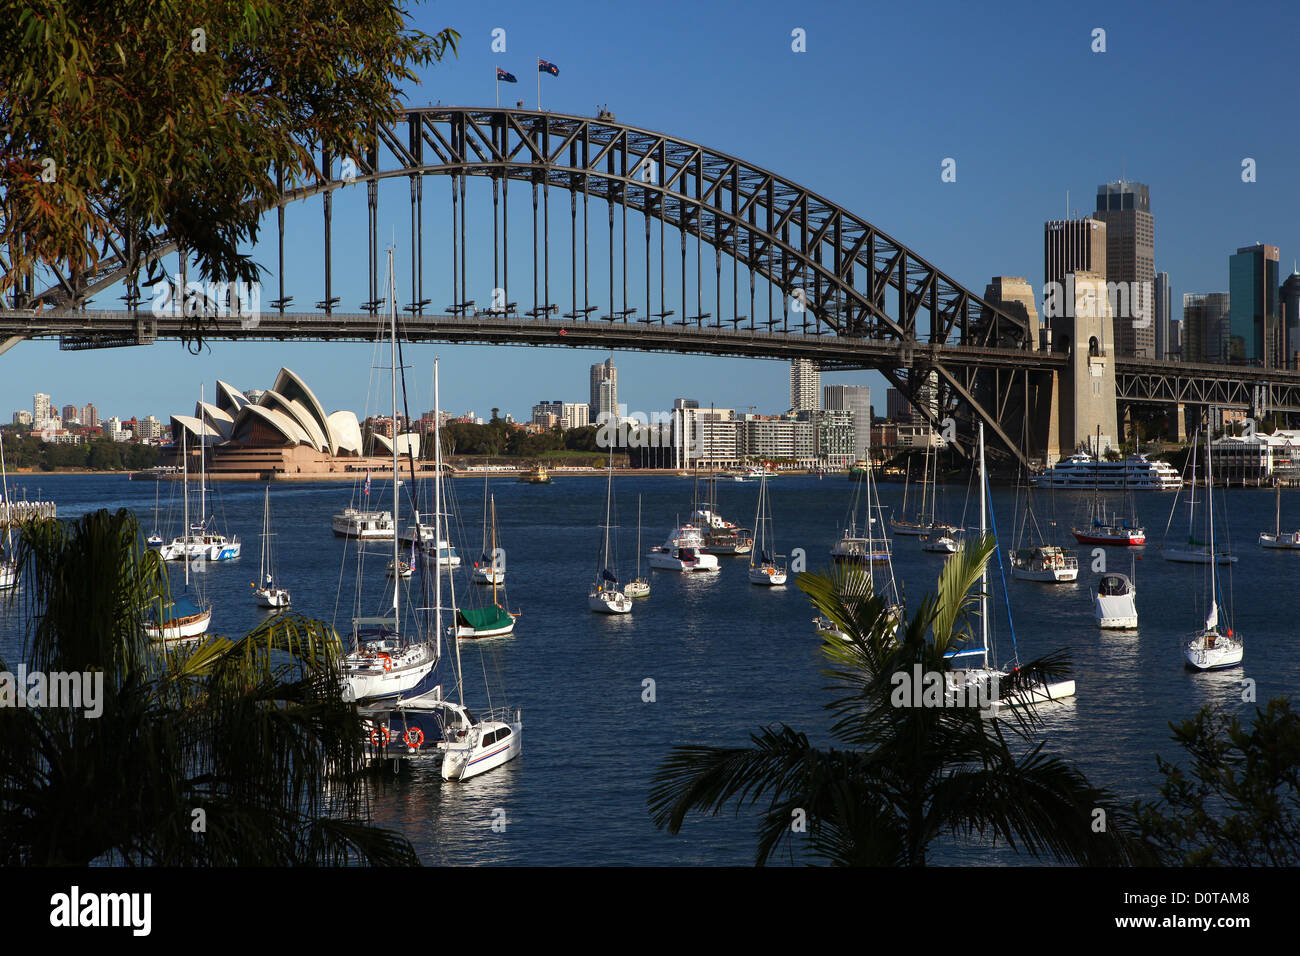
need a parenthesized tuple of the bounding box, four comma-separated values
(497, 67, 517, 83)
(538, 59, 559, 76)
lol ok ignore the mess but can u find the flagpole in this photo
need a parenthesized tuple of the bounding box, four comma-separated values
(495, 74, 499, 108)
(536, 62, 541, 110)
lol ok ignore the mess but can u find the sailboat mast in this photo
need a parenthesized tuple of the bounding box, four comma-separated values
(490, 495, 499, 605)
(433, 357, 445, 668)
(182, 428, 190, 589)
(199, 385, 205, 533)
(260, 485, 268, 584)
(603, 442, 613, 574)
(389, 251, 400, 631)
(636, 494, 642, 578)
(1206, 435, 1217, 621)
(978, 422, 989, 668)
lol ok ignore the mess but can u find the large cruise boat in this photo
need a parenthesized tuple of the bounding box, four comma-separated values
(1032, 453, 1182, 490)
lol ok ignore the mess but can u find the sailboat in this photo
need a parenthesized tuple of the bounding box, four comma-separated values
(0, 437, 18, 590)
(471, 473, 505, 585)
(947, 423, 1076, 708)
(1259, 483, 1300, 549)
(590, 444, 633, 613)
(890, 442, 954, 538)
(455, 494, 517, 636)
(1072, 429, 1146, 545)
(145, 428, 213, 642)
(339, 251, 437, 702)
(690, 472, 753, 556)
(1162, 430, 1237, 565)
(748, 474, 787, 585)
(158, 390, 240, 562)
(251, 484, 291, 608)
(146, 477, 164, 549)
(1184, 436, 1243, 670)
(1093, 558, 1138, 629)
(623, 494, 650, 598)
(1009, 457, 1078, 582)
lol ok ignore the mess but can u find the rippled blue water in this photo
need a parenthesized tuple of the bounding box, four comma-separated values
(2, 472, 1295, 865)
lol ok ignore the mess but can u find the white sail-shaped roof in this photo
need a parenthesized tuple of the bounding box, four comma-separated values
(258, 390, 329, 453)
(215, 380, 251, 417)
(327, 411, 363, 455)
(229, 404, 310, 446)
(272, 368, 335, 454)
(194, 401, 235, 440)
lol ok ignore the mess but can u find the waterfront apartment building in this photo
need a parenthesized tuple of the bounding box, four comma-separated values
(1182, 293, 1230, 364)
(804, 410, 855, 467)
(1094, 182, 1156, 359)
(1210, 430, 1300, 483)
(790, 359, 820, 414)
(674, 406, 737, 469)
(33, 393, 51, 427)
(589, 358, 618, 422)
(1228, 243, 1280, 366)
(738, 415, 816, 466)
(822, 384, 870, 460)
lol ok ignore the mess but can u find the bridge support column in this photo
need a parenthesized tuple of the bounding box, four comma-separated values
(1050, 270, 1119, 457)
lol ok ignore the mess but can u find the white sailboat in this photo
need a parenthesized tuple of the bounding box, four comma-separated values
(339, 252, 437, 702)
(0, 437, 18, 590)
(471, 472, 505, 585)
(947, 423, 1076, 709)
(146, 477, 164, 549)
(145, 428, 213, 642)
(590, 445, 633, 613)
(252, 484, 291, 608)
(1009, 463, 1078, 582)
(1184, 436, 1243, 670)
(623, 494, 650, 599)
(747, 474, 787, 586)
(1259, 483, 1300, 549)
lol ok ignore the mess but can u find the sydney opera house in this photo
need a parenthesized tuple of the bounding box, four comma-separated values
(169, 368, 419, 478)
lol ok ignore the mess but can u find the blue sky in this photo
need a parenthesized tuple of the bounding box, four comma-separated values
(9, 0, 1300, 425)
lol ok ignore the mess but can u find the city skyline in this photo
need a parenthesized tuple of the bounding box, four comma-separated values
(7, 1, 1300, 426)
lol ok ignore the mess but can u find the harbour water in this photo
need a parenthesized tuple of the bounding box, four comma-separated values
(1, 473, 1294, 865)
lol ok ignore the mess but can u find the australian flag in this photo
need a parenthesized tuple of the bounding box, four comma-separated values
(497, 67, 517, 83)
(538, 59, 559, 76)
(363, 470, 371, 497)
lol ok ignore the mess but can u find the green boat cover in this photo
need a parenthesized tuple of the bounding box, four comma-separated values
(456, 605, 514, 631)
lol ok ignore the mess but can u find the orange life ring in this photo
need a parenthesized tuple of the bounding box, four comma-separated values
(368, 725, 392, 746)
(404, 727, 425, 749)
(379, 653, 392, 672)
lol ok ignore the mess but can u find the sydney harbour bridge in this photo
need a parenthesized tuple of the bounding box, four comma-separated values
(3, 106, 1298, 467)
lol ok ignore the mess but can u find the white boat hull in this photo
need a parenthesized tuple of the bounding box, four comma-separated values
(144, 607, 213, 642)
(1184, 635, 1243, 670)
(254, 587, 291, 608)
(440, 714, 522, 780)
(342, 647, 436, 702)
(623, 580, 650, 598)
(1011, 566, 1078, 582)
(472, 567, 504, 585)
(648, 550, 719, 572)
(208, 539, 240, 561)
(1163, 548, 1237, 565)
(0, 562, 16, 590)
(331, 510, 395, 539)
(1260, 531, 1300, 550)
(589, 588, 633, 614)
(748, 565, 787, 586)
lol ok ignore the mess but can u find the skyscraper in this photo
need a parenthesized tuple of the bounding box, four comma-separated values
(589, 358, 618, 421)
(1228, 244, 1280, 366)
(823, 384, 870, 460)
(80, 403, 98, 428)
(1094, 181, 1155, 359)
(1154, 273, 1171, 360)
(1182, 293, 1230, 364)
(33, 393, 51, 426)
(1043, 218, 1107, 350)
(1280, 268, 1300, 369)
(789, 359, 820, 413)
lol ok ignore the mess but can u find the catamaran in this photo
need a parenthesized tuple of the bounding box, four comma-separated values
(1184, 436, 1243, 670)
(648, 522, 720, 572)
(690, 474, 753, 555)
(1259, 483, 1300, 549)
(145, 428, 213, 642)
(748, 474, 787, 586)
(251, 484, 291, 608)
(590, 445, 633, 613)
(339, 253, 437, 702)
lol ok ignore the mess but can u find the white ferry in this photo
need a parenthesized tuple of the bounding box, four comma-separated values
(1032, 453, 1182, 491)
(332, 508, 396, 539)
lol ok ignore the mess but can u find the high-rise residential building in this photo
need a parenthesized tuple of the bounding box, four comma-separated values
(531, 400, 564, 425)
(789, 359, 820, 414)
(33, 393, 51, 426)
(1094, 181, 1155, 358)
(1228, 243, 1280, 366)
(675, 407, 737, 468)
(1281, 268, 1300, 369)
(62, 404, 80, 424)
(589, 358, 618, 421)
(12, 410, 32, 427)
(823, 384, 871, 460)
(739, 415, 816, 465)
(80, 403, 98, 428)
(1182, 293, 1230, 364)
(560, 402, 590, 430)
(804, 409, 855, 466)
(1154, 272, 1171, 360)
(672, 398, 699, 411)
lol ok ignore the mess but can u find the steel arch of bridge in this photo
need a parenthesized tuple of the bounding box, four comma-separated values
(16, 107, 1041, 461)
